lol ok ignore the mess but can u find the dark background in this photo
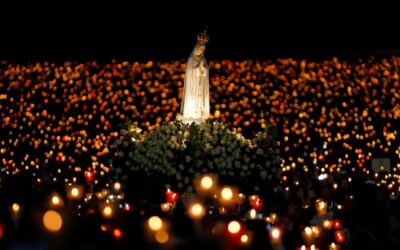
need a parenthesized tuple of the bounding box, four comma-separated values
(1, 1, 399, 62)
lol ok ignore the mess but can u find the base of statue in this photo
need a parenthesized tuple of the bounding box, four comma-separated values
(181, 117, 207, 125)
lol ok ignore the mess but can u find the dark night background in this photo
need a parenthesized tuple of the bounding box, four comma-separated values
(1, 2, 399, 62)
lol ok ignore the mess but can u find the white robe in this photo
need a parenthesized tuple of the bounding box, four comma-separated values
(181, 45, 210, 124)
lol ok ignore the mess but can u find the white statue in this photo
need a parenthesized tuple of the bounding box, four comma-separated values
(180, 30, 210, 124)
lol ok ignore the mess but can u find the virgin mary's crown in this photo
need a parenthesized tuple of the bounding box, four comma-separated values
(197, 31, 209, 45)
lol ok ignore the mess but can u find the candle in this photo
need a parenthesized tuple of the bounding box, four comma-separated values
(315, 199, 327, 216)
(323, 220, 333, 230)
(334, 230, 346, 244)
(194, 174, 217, 195)
(237, 193, 246, 205)
(250, 197, 264, 211)
(84, 170, 94, 183)
(332, 219, 342, 230)
(188, 202, 206, 220)
(165, 188, 179, 204)
(160, 203, 171, 213)
(303, 226, 313, 245)
(269, 226, 282, 245)
(248, 209, 257, 220)
(329, 242, 340, 250)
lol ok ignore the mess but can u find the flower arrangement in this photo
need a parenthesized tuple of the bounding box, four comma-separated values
(111, 119, 281, 201)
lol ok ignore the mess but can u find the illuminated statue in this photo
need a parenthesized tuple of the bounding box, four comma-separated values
(180, 30, 210, 124)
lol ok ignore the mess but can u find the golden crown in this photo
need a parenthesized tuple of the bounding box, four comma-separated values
(197, 30, 209, 45)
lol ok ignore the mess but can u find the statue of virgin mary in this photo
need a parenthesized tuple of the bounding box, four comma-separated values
(180, 31, 210, 124)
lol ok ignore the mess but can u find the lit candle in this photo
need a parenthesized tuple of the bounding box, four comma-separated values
(200, 175, 214, 190)
(249, 195, 259, 205)
(334, 230, 346, 244)
(297, 245, 307, 250)
(237, 193, 246, 205)
(84, 170, 94, 183)
(227, 220, 242, 235)
(221, 187, 233, 202)
(311, 226, 320, 238)
(270, 227, 281, 242)
(188, 202, 206, 220)
(250, 197, 264, 211)
(329, 242, 340, 250)
(11, 203, 20, 215)
(148, 216, 163, 232)
(160, 203, 171, 213)
(101, 204, 114, 218)
(332, 219, 342, 230)
(315, 199, 327, 216)
(323, 220, 333, 230)
(245, 209, 255, 220)
(194, 174, 217, 196)
(303, 226, 313, 245)
(165, 188, 179, 204)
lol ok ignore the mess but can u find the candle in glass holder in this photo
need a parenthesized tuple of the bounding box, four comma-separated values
(188, 202, 206, 220)
(269, 226, 282, 245)
(160, 203, 171, 213)
(315, 199, 327, 215)
(237, 193, 246, 205)
(165, 188, 179, 204)
(311, 226, 321, 238)
(248, 209, 257, 220)
(194, 174, 217, 195)
(334, 230, 346, 244)
(329, 243, 340, 250)
(323, 220, 333, 230)
(250, 197, 264, 211)
(249, 195, 259, 205)
(332, 219, 342, 230)
(303, 226, 313, 245)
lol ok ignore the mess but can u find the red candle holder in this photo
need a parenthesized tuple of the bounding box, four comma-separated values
(165, 189, 179, 204)
(84, 170, 94, 183)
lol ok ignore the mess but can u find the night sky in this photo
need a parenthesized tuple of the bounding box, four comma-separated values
(1, 2, 399, 61)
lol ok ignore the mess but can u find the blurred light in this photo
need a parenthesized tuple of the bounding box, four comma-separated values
(316, 199, 327, 215)
(0, 223, 4, 239)
(305, 226, 312, 236)
(318, 173, 328, 181)
(333, 219, 342, 230)
(43, 210, 62, 232)
(114, 182, 121, 191)
(160, 203, 171, 213)
(240, 234, 249, 244)
(148, 216, 163, 231)
(200, 176, 213, 190)
(102, 205, 113, 218)
(329, 242, 339, 250)
(113, 228, 123, 239)
(188, 203, 205, 220)
(323, 220, 333, 230)
(12, 203, 20, 213)
(249, 209, 257, 219)
(270, 227, 281, 241)
(228, 221, 241, 234)
(70, 187, 81, 199)
(155, 230, 169, 244)
(52, 196, 60, 205)
(221, 187, 233, 201)
(237, 193, 246, 204)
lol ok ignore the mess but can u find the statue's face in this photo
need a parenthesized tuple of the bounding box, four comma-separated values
(196, 45, 205, 56)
